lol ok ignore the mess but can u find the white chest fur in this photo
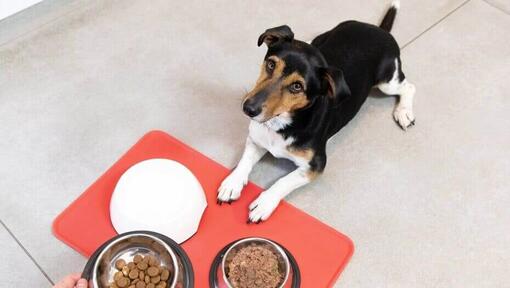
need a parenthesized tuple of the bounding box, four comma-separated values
(248, 120, 309, 168)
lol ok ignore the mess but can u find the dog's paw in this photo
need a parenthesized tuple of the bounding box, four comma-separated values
(217, 172, 247, 204)
(248, 192, 281, 223)
(393, 106, 415, 130)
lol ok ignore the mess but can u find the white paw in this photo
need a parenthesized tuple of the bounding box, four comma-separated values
(393, 106, 415, 130)
(248, 192, 281, 223)
(217, 171, 247, 203)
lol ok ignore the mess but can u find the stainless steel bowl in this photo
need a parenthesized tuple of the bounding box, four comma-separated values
(90, 233, 179, 288)
(221, 237, 290, 288)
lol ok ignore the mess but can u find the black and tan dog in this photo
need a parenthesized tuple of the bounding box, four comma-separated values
(217, 0, 415, 222)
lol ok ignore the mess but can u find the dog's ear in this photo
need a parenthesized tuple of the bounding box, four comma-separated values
(319, 67, 351, 99)
(257, 25, 294, 47)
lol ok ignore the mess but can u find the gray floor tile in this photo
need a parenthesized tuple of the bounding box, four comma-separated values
(484, 0, 510, 14)
(0, 0, 508, 286)
(0, 0, 91, 46)
(0, 222, 52, 287)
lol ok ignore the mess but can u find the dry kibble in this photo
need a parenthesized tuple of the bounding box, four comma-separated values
(133, 254, 143, 264)
(129, 268, 139, 280)
(137, 261, 148, 270)
(150, 276, 160, 284)
(114, 271, 123, 281)
(147, 267, 159, 277)
(122, 266, 130, 276)
(109, 254, 169, 288)
(160, 269, 169, 281)
(148, 256, 159, 267)
(115, 259, 127, 270)
(116, 277, 129, 288)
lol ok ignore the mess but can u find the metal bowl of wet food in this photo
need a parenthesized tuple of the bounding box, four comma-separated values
(222, 238, 292, 288)
(82, 231, 194, 288)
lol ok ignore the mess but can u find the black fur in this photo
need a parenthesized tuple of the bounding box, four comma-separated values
(257, 25, 295, 47)
(254, 6, 403, 174)
(379, 6, 398, 32)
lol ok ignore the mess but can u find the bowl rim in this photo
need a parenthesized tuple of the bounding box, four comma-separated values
(91, 232, 179, 288)
(221, 237, 290, 288)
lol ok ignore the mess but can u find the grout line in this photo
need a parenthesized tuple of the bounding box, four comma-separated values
(482, 0, 510, 15)
(0, 219, 55, 286)
(400, 0, 472, 50)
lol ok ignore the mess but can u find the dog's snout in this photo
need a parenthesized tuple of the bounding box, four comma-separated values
(243, 99, 262, 118)
(243, 101, 262, 118)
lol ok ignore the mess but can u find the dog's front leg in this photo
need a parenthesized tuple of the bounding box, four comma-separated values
(248, 167, 315, 223)
(217, 137, 267, 203)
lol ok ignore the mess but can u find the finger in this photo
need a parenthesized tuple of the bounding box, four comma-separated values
(54, 273, 81, 288)
(75, 278, 88, 288)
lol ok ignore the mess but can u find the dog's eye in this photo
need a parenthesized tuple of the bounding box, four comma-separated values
(289, 82, 303, 93)
(266, 60, 276, 72)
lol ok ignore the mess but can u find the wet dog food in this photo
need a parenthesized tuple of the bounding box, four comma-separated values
(227, 244, 283, 288)
(108, 254, 171, 288)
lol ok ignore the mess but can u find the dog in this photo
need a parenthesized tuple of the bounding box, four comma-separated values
(217, 0, 415, 223)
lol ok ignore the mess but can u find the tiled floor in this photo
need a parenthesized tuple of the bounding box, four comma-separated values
(1, 0, 509, 287)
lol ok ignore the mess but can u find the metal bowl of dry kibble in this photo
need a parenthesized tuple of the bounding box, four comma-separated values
(82, 231, 194, 288)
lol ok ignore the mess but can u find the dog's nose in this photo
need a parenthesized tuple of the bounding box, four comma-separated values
(243, 101, 262, 118)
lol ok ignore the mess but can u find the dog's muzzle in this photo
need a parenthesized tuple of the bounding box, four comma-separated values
(242, 99, 262, 118)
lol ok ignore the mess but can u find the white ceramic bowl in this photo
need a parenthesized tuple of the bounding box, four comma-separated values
(110, 158, 207, 243)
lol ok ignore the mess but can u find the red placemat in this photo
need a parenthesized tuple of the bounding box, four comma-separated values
(53, 130, 353, 287)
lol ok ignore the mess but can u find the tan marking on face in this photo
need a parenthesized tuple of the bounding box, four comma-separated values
(244, 56, 285, 103)
(244, 57, 309, 120)
(263, 72, 309, 119)
(282, 72, 307, 89)
(271, 71, 308, 113)
(254, 56, 285, 85)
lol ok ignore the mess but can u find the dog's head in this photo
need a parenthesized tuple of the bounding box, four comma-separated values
(242, 25, 350, 125)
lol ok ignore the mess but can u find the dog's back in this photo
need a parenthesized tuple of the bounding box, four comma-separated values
(312, 2, 404, 136)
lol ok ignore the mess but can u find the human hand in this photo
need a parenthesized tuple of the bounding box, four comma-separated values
(53, 273, 87, 288)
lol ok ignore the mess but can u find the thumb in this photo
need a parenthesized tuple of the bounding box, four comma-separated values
(75, 279, 88, 288)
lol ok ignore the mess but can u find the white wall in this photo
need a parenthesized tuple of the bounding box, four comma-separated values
(0, 0, 43, 20)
